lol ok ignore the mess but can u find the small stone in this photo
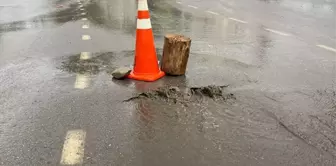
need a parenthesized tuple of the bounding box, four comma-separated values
(169, 86, 180, 92)
(112, 67, 131, 79)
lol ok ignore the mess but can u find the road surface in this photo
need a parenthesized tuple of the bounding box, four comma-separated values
(0, 0, 335, 165)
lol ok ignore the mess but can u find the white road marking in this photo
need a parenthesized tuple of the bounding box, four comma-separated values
(60, 130, 86, 165)
(0, 4, 19, 7)
(264, 28, 291, 36)
(74, 74, 90, 89)
(26, 24, 33, 28)
(316, 44, 336, 53)
(80, 52, 91, 60)
(81, 12, 86, 15)
(229, 17, 248, 24)
(81, 18, 88, 21)
(80, 8, 84, 11)
(187, 5, 198, 9)
(79, 5, 83, 8)
(82, 35, 91, 40)
(176, 2, 182, 4)
(206, 11, 219, 15)
(82, 25, 89, 29)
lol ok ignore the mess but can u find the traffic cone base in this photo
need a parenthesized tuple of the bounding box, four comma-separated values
(128, 70, 165, 82)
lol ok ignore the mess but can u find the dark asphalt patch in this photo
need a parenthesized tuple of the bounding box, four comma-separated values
(60, 51, 127, 74)
(59, 49, 163, 75)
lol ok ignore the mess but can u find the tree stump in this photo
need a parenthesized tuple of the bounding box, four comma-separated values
(161, 34, 191, 76)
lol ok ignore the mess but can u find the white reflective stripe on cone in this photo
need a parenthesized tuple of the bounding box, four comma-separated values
(138, 0, 149, 11)
(137, 19, 152, 29)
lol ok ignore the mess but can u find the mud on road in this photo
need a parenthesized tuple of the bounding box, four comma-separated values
(123, 85, 236, 104)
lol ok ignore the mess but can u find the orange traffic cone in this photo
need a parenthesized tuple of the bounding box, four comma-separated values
(127, 0, 165, 82)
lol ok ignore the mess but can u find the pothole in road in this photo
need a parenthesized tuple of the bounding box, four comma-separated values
(124, 85, 236, 105)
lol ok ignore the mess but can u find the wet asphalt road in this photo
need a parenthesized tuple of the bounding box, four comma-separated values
(0, 0, 336, 165)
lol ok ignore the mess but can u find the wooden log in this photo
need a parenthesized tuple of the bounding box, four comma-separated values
(161, 34, 191, 76)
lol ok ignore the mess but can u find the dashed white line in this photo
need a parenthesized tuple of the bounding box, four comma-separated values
(80, 8, 84, 11)
(176, 2, 182, 4)
(187, 5, 198, 9)
(80, 52, 91, 60)
(229, 17, 248, 24)
(81, 18, 88, 21)
(316, 45, 336, 53)
(74, 74, 90, 89)
(82, 35, 91, 40)
(82, 25, 89, 29)
(264, 28, 291, 36)
(60, 130, 86, 165)
(206, 11, 219, 15)
(81, 12, 86, 15)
